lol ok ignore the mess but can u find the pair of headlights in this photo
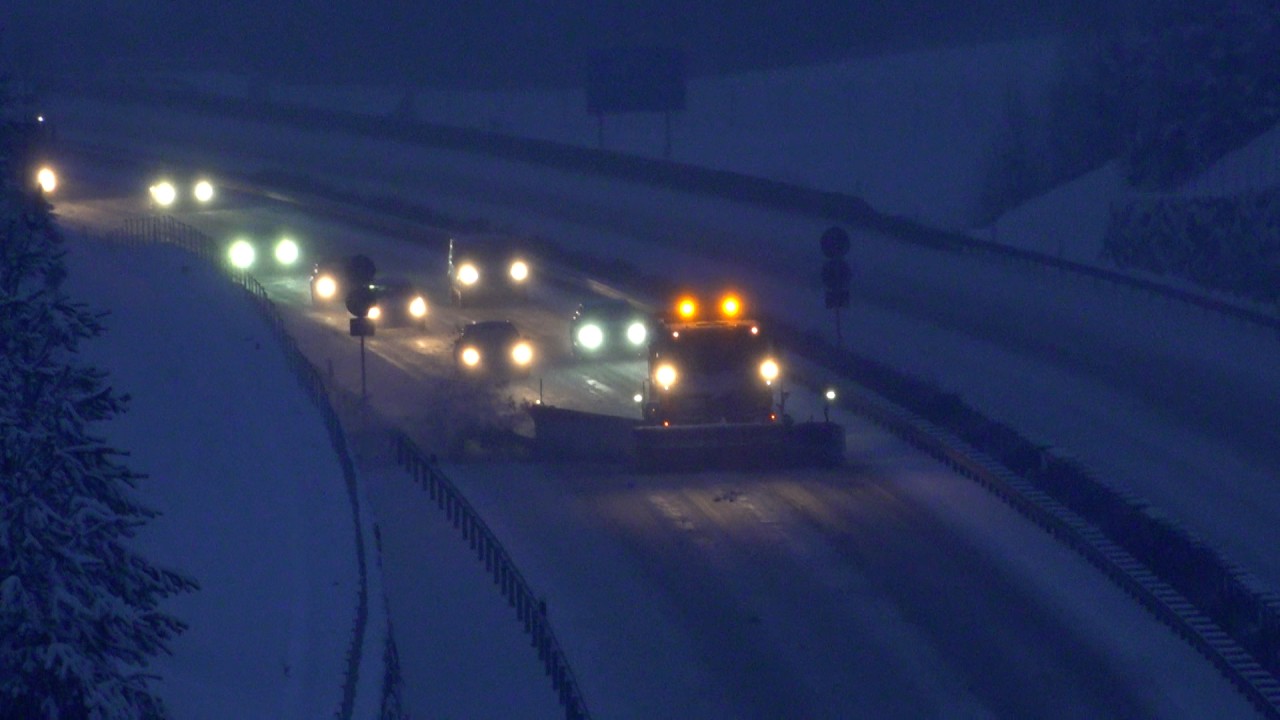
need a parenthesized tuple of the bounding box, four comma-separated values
(575, 321, 648, 350)
(653, 358, 780, 389)
(150, 179, 215, 207)
(456, 260, 529, 286)
(227, 238, 300, 270)
(459, 341, 534, 368)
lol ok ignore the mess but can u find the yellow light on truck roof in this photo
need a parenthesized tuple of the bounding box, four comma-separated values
(676, 297, 698, 319)
(720, 294, 741, 318)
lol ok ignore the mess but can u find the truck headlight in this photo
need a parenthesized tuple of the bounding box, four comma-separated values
(759, 358, 779, 383)
(193, 179, 215, 203)
(510, 260, 529, 282)
(409, 297, 427, 318)
(626, 321, 647, 346)
(274, 238, 299, 265)
(458, 263, 479, 285)
(654, 363, 677, 389)
(228, 239, 255, 269)
(461, 347, 481, 366)
(150, 181, 177, 207)
(315, 275, 337, 299)
(512, 341, 533, 365)
(368, 305, 382, 321)
(576, 324, 603, 350)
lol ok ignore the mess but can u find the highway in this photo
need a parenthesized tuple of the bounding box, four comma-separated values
(49, 164, 1254, 718)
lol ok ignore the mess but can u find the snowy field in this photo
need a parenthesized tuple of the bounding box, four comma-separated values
(60, 238, 361, 718)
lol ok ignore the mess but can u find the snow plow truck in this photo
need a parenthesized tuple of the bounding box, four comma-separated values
(529, 293, 844, 472)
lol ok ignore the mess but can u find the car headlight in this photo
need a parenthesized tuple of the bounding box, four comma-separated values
(576, 324, 604, 350)
(458, 264, 479, 285)
(460, 347, 481, 366)
(274, 238, 299, 265)
(626, 321, 647, 346)
(368, 305, 382, 320)
(228, 239, 255, 269)
(193, 179, 215, 203)
(315, 275, 337, 299)
(512, 341, 533, 365)
(510, 260, 529, 282)
(409, 296, 427, 318)
(150, 181, 177, 207)
(654, 363, 677, 389)
(759, 358, 779, 383)
(36, 167, 57, 194)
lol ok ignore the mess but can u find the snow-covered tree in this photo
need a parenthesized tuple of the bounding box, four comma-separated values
(0, 102, 196, 718)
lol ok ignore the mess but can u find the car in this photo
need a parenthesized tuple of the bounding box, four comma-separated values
(147, 173, 218, 211)
(454, 320, 535, 377)
(310, 254, 375, 306)
(569, 298, 651, 359)
(368, 277, 429, 329)
(447, 234, 531, 307)
(225, 234, 302, 274)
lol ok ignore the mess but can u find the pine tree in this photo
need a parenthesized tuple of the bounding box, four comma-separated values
(0, 110, 196, 717)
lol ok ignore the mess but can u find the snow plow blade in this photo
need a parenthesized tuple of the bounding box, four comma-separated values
(526, 403, 641, 462)
(632, 421, 844, 473)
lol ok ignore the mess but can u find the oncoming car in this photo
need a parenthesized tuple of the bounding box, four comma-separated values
(454, 320, 535, 377)
(447, 235, 531, 307)
(569, 299, 651, 359)
(148, 175, 218, 210)
(225, 235, 302, 273)
(368, 278, 429, 329)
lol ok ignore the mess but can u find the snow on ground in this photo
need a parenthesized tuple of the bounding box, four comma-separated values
(61, 237, 359, 719)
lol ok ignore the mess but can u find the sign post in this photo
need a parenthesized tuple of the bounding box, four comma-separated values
(345, 259, 377, 401)
(820, 226, 852, 348)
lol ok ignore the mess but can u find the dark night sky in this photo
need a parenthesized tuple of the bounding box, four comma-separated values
(4, 1, 1119, 89)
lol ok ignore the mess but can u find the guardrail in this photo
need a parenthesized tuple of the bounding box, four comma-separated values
(100, 215, 398, 720)
(390, 431, 591, 720)
(71, 80, 1280, 332)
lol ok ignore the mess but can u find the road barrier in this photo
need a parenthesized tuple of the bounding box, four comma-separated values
(100, 215, 402, 720)
(389, 431, 592, 720)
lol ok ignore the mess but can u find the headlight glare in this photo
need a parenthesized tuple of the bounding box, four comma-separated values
(760, 358, 780, 383)
(368, 305, 382, 320)
(512, 341, 533, 365)
(461, 347, 481, 366)
(315, 275, 337, 298)
(655, 363, 677, 388)
(458, 263, 479, 285)
(576, 324, 604, 350)
(36, 167, 57, 193)
(193, 179, 215, 203)
(228, 239, 255, 269)
(626, 321, 647, 346)
(510, 260, 529, 282)
(274, 238, 299, 265)
(409, 297, 427, 318)
(150, 181, 177, 207)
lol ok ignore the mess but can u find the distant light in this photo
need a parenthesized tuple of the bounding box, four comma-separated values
(825, 388, 837, 401)
(228, 239, 255, 269)
(36, 167, 57, 194)
(36, 115, 44, 123)
(633, 393, 643, 403)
